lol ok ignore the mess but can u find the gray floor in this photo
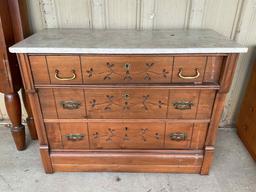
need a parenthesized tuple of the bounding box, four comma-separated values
(0, 125, 256, 192)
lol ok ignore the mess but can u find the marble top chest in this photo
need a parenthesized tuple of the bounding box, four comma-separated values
(10, 29, 247, 174)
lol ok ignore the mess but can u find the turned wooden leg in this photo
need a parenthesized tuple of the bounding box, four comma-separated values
(22, 89, 38, 140)
(4, 92, 26, 150)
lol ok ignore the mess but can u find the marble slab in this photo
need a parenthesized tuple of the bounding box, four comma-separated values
(9, 29, 248, 54)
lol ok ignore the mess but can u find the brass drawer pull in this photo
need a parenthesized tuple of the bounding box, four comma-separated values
(61, 100, 81, 110)
(65, 134, 84, 141)
(173, 101, 193, 110)
(178, 68, 200, 79)
(170, 132, 186, 141)
(55, 69, 77, 81)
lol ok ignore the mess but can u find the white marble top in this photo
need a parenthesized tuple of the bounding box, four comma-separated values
(9, 29, 247, 54)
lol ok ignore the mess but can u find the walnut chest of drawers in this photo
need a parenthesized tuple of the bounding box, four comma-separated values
(10, 29, 247, 174)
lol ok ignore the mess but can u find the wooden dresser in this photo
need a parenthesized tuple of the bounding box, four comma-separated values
(237, 59, 256, 160)
(10, 29, 247, 174)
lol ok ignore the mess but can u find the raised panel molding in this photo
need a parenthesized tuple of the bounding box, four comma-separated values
(188, 0, 206, 28)
(39, 0, 58, 28)
(91, 0, 106, 29)
(54, 0, 92, 28)
(140, 0, 155, 29)
(105, 0, 138, 29)
(153, 0, 189, 29)
(202, 0, 241, 38)
(27, 0, 44, 32)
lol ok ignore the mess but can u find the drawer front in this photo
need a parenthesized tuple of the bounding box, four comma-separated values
(29, 55, 222, 85)
(29, 56, 50, 84)
(39, 88, 214, 120)
(88, 122, 165, 149)
(47, 56, 83, 84)
(38, 88, 86, 119)
(172, 56, 222, 84)
(165, 123, 208, 149)
(30, 56, 83, 85)
(168, 90, 216, 119)
(81, 56, 173, 84)
(45, 121, 207, 150)
(85, 89, 169, 119)
(45, 123, 89, 149)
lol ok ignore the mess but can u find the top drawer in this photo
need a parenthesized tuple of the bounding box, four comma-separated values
(29, 55, 223, 85)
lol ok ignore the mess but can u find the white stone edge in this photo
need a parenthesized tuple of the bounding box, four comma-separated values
(9, 47, 248, 54)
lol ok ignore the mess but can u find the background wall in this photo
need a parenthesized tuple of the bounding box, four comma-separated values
(1, 0, 256, 127)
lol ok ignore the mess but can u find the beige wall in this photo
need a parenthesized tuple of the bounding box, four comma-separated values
(1, 0, 256, 127)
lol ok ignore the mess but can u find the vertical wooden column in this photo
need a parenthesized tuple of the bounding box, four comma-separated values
(22, 88, 38, 140)
(201, 53, 239, 175)
(18, 53, 53, 173)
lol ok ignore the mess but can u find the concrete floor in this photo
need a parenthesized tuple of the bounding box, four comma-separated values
(0, 125, 255, 192)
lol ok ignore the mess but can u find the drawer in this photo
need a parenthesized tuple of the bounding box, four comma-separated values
(39, 88, 215, 120)
(30, 56, 83, 84)
(45, 121, 207, 150)
(85, 89, 169, 119)
(81, 56, 173, 84)
(38, 88, 86, 119)
(165, 123, 208, 149)
(168, 90, 216, 119)
(88, 122, 165, 149)
(45, 122, 89, 149)
(30, 55, 222, 85)
(172, 56, 223, 84)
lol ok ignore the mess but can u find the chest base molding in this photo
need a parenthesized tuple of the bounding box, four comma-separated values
(49, 149, 205, 173)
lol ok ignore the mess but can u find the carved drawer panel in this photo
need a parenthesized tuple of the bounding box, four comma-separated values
(172, 56, 223, 84)
(29, 56, 50, 84)
(38, 88, 86, 119)
(168, 90, 216, 119)
(165, 123, 208, 149)
(88, 122, 165, 149)
(30, 56, 83, 85)
(39, 88, 215, 120)
(81, 56, 173, 84)
(85, 89, 169, 119)
(45, 123, 89, 149)
(45, 121, 208, 150)
(47, 56, 83, 84)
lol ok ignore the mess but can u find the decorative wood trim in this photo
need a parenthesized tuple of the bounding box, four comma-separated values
(17, 54, 33, 90)
(51, 149, 204, 154)
(200, 146, 214, 175)
(219, 53, 239, 93)
(17, 54, 48, 145)
(43, 118, 211, 123)
(40, 145, 53, 173)
(35, 84, 220, 90)
(205, 93, 226, 146)
(50, 149, 203, 173)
